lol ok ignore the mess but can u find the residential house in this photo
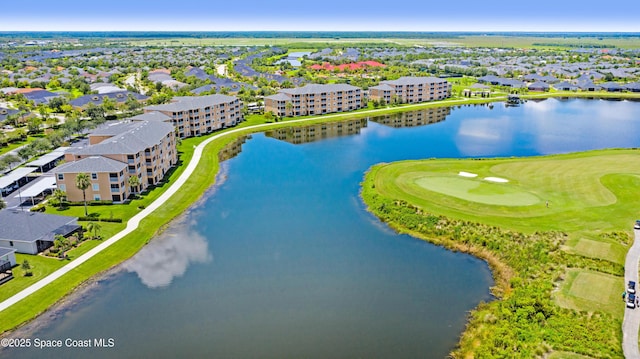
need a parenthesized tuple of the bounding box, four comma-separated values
(369, 77, 451, 104)
(528, 81, 550, 92)
(70, 90, 148, 109)
(144, 94, 243, 138)
(0, 210, 80, 254)
(264, 83, 363, 117)
(0, 247, 16, 284)
(53, 119, 177, 203)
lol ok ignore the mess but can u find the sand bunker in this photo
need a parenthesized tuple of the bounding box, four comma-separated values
(484, 177, 509, 183)
(458, 171, 478, 178)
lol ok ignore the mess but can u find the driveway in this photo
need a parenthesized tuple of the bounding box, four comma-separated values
(622, 228, 640, 358)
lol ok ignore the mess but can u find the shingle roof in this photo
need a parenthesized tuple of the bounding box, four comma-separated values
(264, 93, 291, 101)
(369, 84, 394, 91)
(70, 91, 147, 108)
(71, 120, 174, 156)
(279, 83, 361, 95)
(144, 94, 238, 112)
(52, 155, 126, 174)
(131, 111, 172, 122)
(0, 210, 78, 243)
(381, 76, 447, 86)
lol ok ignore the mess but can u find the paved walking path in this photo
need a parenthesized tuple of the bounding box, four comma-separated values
(623, 228, 640, 358)
(0, 98, 478, 314)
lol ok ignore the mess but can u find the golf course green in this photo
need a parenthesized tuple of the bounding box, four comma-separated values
(361, 148, 640, 358)
(370, 149, 640, 233)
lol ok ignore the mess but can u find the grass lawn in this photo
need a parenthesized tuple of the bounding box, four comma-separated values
(0, 136, 36, 157)
(554, 269, 624, 318)
(370, 149, 640, 234)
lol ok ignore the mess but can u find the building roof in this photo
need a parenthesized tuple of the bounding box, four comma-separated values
(0, 247, 16, 257)
(0, 107, 19, 121)
(0, 167, 37, 189)
(369, 84, 394, 91)
(381, 76, 447, 86)
(20, 176, 57, 198)
(144, 94, 238, 113)
(70, 91, 147, 108)
(52, 156, 126, 174)
(528, 81, 550, 89)
(130, 111, 172, 122)
(0, 210, 78, 243)
(70, 120, 174, 156)
(553, 81, 578, 90)
(264, 93, 291, 102)
(279, 83, 361, 96)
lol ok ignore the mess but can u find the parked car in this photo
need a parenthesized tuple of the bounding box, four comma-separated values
(628, 293, 636, 309)
(629, 281, 637, 294)
(634, 220, 640, 230)
(628, 294, 636, 308)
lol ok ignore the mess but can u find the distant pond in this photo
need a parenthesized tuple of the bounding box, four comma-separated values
(5, 98, 640, 359)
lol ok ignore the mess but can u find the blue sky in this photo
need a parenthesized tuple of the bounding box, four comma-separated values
(1, 0, 639, 32)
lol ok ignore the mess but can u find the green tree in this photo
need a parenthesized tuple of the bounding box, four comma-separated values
(128, 175, 141, 195)
(86, 221, 102, 239)
(75, 172, 91, 216)
(50, 189, 67, 208)
(21, 259, 32, 276)
(0, 198, 6, 210)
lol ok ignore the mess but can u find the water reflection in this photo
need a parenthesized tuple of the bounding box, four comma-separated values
(265, 119, 367, 144)
(369, 107, 451, 128)
(218, 135, 250, 162)
(124, 217, 212, 289)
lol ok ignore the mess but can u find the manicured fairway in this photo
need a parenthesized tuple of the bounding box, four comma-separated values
(369, 149, 640, 234)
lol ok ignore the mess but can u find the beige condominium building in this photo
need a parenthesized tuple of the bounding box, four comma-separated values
(144, 94, 243, 138)
(264, 84, 363, 117)
(369, 77, 451, 104)
(53, 119, 177, 203)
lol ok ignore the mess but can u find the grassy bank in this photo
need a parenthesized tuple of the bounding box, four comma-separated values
(361, 149, 639, 358)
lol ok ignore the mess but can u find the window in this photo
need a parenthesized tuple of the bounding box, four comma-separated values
(59, 184, 66, 191)
(92, 184, 99, 191)
(9, 241, 13, 247)
(91, 173, 97, 180)
(57, 173, 64, 180)
(93, 195, 101, 201)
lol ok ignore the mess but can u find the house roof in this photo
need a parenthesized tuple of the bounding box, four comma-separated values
(553, 81, 578, 90)
(70, 91, 147, 108)
(52, 156, 126, 174)
(528, 81, 550, 89)
(0, 247, 16, 258)
(0, 210, 78, 243)
(144, 94, 239, 113)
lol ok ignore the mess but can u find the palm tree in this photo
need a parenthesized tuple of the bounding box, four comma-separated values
(86, 221, 102, 239)
(128, 175, 141, 196)
(50, 189, 67, 208)
(75, 173, 91, 216)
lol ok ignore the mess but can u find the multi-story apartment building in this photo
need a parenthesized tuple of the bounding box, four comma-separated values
(144, 94, 243, 138)
(264, 84, 363, 117)
(369, 77, 451, 104)
(53, 119, 177, 203)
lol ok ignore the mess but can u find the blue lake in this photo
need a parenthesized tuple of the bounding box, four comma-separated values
(5, 98, 640, 358)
